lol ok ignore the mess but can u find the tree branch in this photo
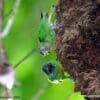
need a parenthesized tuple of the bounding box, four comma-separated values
(0, 1, 16, 99)
(0, 0, 3, 34)
(0, 0, 21, 38)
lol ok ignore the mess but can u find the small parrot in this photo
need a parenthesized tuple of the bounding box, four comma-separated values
(42, 60, 74, 84)
(38, 7, 56, 56)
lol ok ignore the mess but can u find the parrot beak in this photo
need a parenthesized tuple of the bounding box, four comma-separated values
(43, 50, 49, 56)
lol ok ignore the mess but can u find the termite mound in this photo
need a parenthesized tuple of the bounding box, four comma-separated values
(55, 0, 100, 99)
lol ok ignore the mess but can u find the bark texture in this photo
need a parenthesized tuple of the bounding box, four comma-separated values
(55, 0, 100, 99)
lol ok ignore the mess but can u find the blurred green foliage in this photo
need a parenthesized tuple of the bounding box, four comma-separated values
(2, 0, 85, 100)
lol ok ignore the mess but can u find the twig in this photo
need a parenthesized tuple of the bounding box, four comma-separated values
(0, 1, 17, 99)
(0, 0, 21, 38)
(0, 0, 3, 34)
(14, 48, 38, 68)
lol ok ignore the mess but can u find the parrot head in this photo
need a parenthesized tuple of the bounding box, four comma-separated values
(42, 61, 66, 83)
(40, 46, 50, 56)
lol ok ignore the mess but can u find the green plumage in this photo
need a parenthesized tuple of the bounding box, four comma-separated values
(38, 7, 56, 55)
(38, 13, 51, 43)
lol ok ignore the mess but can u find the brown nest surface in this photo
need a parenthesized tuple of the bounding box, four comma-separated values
(55, 0, 100, 99)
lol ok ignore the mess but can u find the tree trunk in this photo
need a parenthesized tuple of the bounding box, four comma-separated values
(55, 0, 100, 99)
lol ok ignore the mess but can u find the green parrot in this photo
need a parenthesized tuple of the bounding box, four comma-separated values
(38, 7, 56, 56)
(42, 60, 74, 84)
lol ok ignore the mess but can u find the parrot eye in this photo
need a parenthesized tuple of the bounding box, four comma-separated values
(42, 62, 55, 75)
